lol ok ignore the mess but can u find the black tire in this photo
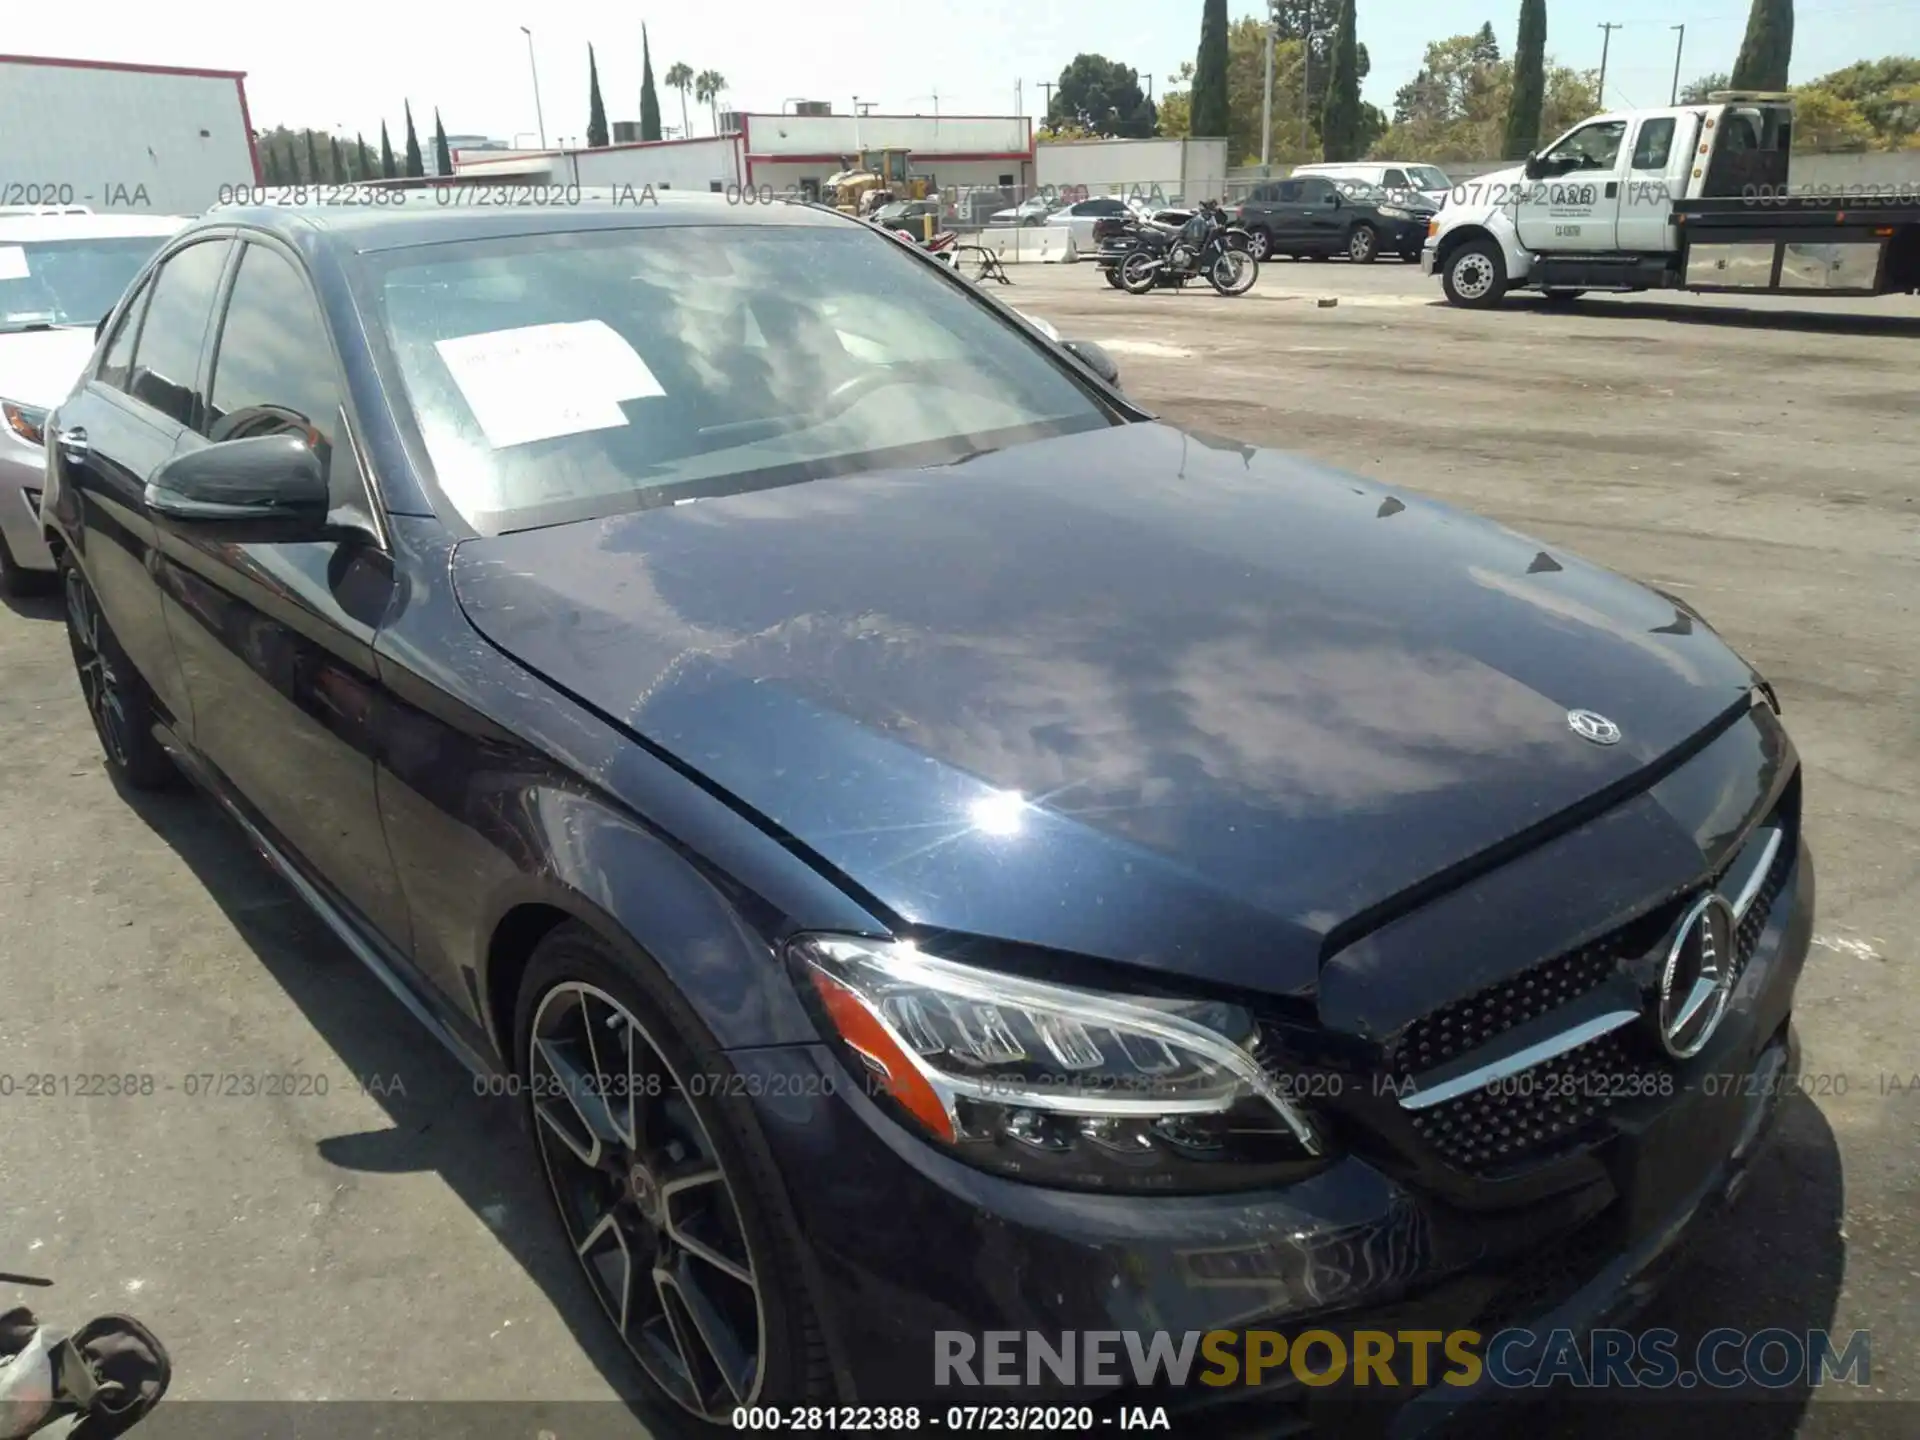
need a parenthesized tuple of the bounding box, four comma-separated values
(515, 923, 833, 1423)
(0, 530, 54, 597)
(1440, 237, 1509, 308)
(1347, 223, 1379, 263)
(1102, 267, 1125, 290)
(1246, 227, 1273, 262)
(1208, 248, 1259, 296)
(61, 558, 176, 789)
(1118, 249, 1159, 295)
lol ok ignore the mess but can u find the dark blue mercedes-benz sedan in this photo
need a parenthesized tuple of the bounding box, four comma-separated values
(38, 193, 1812, 1432)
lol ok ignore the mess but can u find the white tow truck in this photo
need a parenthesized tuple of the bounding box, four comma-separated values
(1423, 92, 1920, 307)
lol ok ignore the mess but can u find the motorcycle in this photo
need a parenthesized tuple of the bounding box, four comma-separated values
(1114, 205, 1258, 296)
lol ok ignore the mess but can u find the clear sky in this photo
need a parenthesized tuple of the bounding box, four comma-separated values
(27, 0, 1916, 146)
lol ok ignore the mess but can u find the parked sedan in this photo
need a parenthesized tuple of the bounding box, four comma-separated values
(987, 196, 1055, 227)
(0, 209, 187, 592)
(42, 198, 1812, 1431)
(1236, 174, 1437, 263)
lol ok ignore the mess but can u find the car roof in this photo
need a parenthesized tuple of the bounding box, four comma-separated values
(188, 189, 860, 255)
(0, 212, 192, 242)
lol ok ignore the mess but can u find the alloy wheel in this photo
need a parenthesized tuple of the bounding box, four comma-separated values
(528, 981, 765, 1421)
(65, 567, 132, 770)
(1348, 225, 1377, 263)
(1248, 229, 1271, 261)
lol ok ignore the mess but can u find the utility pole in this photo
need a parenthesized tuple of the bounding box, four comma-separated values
(1597, 22, 1623, 110)
(1037, 80, 1055, 121)
(1261, 19, 1276, 167)
(519, 25, 546, 150)
(1669, 25, 1686, 105)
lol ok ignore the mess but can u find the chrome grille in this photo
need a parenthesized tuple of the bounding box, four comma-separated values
(1392, 811, 1796, 1176)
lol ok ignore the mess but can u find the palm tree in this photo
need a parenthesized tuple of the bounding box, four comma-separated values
(665, 62, 694, 139)
(695, 70, 727, 134)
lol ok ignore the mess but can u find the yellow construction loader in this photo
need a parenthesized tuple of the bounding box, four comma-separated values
(823, 150, 931, 216)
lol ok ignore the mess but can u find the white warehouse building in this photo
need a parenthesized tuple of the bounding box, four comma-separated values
(452, 112, 1035, 199)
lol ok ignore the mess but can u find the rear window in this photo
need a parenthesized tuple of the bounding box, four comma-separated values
(366, 224, 1115, 533)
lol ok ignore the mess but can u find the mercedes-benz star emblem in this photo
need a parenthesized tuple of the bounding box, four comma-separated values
(1567, 709, 1623, 746)
(1657, 892, 1738, 1059)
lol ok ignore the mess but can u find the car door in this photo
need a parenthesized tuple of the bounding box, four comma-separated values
(1516, 119, 1628, 251)
(1617, 112, 1689, 253)
(51, 236, 232, 733)
(1297, 178, 1344, 250)
(1265, 181, 1307, 247)
(148, 234, 411, 950)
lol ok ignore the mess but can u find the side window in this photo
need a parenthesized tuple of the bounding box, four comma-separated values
(1547, 120, 1628, 173)
(1275, 181, 1302, 202)
(1383, 168, 1409, 188)
(206, 243, 365, 515)
(126, 239, 230, 427)
(1300, 178, 1336, 204)
(1632, 117, 1677, 170)
(96, 276, 154, 393)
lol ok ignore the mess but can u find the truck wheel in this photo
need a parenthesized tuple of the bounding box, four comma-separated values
(1442, 239, 1508, 308)
(1347, 224, 1379, 263)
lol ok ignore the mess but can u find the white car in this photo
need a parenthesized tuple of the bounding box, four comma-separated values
(0, 209, 189, 592)
(1292, 161, 1454, 209)
(1043, 197, 1136, 250)
(986, 197, 1055, 227)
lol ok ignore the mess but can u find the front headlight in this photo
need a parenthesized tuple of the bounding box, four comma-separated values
(2, 400, 49, 447)
(791, 935, 1326, 1192)
(1378, 205, 1413, 220)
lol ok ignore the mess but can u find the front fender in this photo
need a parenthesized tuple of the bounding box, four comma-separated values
(1433, 209, 1533, 283)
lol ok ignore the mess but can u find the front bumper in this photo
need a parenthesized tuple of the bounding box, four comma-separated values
(1420, 244, 1441, 277)
(0, 431, 55, 573)
(729, 838, 1814, 1429)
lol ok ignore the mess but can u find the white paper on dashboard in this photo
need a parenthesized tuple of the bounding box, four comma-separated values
(434, 321, 665, 449)
(0, 247, 30, 281)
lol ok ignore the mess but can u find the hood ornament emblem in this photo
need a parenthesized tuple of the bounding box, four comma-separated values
(1567, 709, 1622, 746)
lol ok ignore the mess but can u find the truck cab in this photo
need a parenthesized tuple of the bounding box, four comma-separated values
(1424, 94, 1920, 307)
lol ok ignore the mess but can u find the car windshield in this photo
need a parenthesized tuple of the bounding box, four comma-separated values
(0, 235, 164, 332)
(1407, 165, 1450, 190)
(367, 222, 1116, 533)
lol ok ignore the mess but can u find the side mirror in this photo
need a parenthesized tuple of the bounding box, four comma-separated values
(1062, 339, 1121, 389)
(145, 433, 330, 537)
(1523, 152, 1543, 180)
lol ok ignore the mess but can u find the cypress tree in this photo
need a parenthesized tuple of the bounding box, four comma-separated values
(434, 109, 454, 175)
(1504, 0, 1548, 158)
(357, 133, 373, 179)
(329, 134, 345, 180)
(1320, 0, 1362, 161)
(1731, 0, 1793, 91)
(588, 45, 610, 147)
(640, 26, 662, 142)
(403, 102, 425, 178)
(380, 122, 397, 179)
(1191, 0, 1231, 140)
(303, 130, 322, 183)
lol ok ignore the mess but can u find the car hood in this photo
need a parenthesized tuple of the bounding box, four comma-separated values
(0, 327, 96, 409)
(451, 423, 1759, 994)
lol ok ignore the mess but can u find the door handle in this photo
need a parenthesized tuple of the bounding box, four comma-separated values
(55, 426, 88, 459)
(1605, 182, 1618, 198)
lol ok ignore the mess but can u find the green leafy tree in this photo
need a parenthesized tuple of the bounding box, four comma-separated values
(403, 102, 425, 177)
(1805, 57, 1920, 149)
(380, 121, 397, 179)
(587, 45, 610, 147)
(1504, 0, 1548, 158)
(665, 62, 695, 138)
(1320, 0, 1362, 159)
(1192, 0, 1231, 139)
(1731, 0, 1793, 92)
(261, 142, 282, 184)
(695, 70, 727, 134)
(1789, 86, 1876, 150)
(434, 109, 453, 175)
(1680, 71, 1732, 103)
(1048, 54, 1155, 137)
(1370, 33, 1597, 161)
(640, 26, 663, 141)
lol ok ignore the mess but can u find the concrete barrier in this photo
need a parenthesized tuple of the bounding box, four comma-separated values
(966, 224, 1080, 263)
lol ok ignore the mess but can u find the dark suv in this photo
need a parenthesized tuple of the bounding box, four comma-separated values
(1237, 175, 1436, 263)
